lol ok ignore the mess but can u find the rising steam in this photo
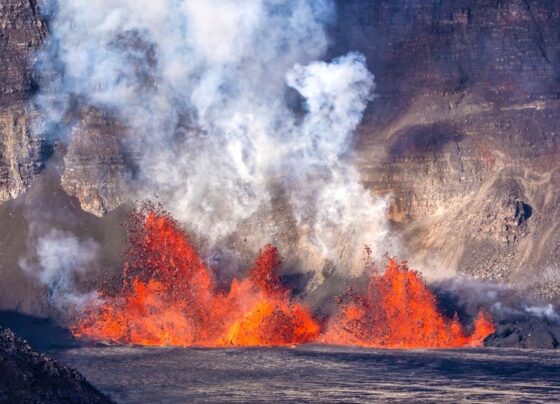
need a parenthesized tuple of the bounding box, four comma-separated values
(35, 0, 393, 285)
(20, 229, 99, 309)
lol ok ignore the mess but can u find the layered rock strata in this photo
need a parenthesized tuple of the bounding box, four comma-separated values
(1, 0, 560, 294)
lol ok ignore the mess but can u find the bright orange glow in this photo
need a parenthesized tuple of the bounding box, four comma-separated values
(73, 206, 320, 347)
(320, 260, 495, 348)
(73, 206, 494, 349)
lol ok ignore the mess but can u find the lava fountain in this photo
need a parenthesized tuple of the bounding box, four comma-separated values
(73, 205, 320, 347)
(320, 260, 494, 348)
(73, 205, 494, 348)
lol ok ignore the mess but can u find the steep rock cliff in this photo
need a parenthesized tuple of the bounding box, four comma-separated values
(333, 0, 560, 295)
(0, 0, 48, 202)
(1, 0, 560, 296)
(0, 1, 128, 216)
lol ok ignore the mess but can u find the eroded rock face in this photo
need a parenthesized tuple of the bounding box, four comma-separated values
(61, 108, 130, 217)
(1, 1, 130, 217)
(0, 0, 48, 202)
(0, 326, 111, 403)
(0, 106, 50, 202)
(333, 0, 560, 294)
(0, 0, 45, 107)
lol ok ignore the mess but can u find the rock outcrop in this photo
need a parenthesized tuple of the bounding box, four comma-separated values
(0, 1, 129, 217)
(0, 0, 49, 203)
(485, 317, 560, 349)
(0, 106, 50, 202)
(0, 0, 45, 106)
(0, 326, 111, 403)
(61, 108, 130, 217)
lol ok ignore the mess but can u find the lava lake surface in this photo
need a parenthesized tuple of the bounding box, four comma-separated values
(51, 345, 560, 403)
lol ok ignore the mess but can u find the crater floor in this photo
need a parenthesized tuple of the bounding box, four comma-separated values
(52, 345, 560, 403)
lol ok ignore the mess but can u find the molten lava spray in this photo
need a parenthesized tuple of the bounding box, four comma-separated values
(73, 205, 319, 347)
(73, 206, 494, 348)
(320, 260, 495, 348)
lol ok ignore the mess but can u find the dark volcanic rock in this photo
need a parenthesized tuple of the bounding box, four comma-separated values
(0, 0, 46, 106)
(485, 317, 560, 349)
(0, 326, 111, 403)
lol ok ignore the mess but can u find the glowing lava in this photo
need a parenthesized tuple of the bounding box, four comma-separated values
(73, 205, 494, 348)
(320, 260, 495, 348)
(73, 206, 319, 347)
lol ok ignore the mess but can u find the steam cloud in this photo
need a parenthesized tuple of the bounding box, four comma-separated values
(35, 0, 393, 282)
(20, 229, 99, 310)
(436, 276, 560, 325)
(524, 304, 560, 322)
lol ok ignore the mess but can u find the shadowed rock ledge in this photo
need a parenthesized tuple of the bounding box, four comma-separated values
(0, 326, 112, 403)
(485, 317, 560, 349)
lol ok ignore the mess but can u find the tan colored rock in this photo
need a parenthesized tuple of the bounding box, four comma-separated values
(339, 0, 560, 293)
(0, 106, 48, 202)
(0, 0, 47, 202)
(61, 108, 129, 217)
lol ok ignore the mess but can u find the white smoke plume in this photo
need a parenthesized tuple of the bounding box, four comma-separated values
(36, 0, 394, 281)
(524, 304, 560, 322)
(20, 229, 100, 310)
(436, 276, 560, 324)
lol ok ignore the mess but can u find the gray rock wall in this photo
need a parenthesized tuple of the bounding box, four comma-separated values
(1, 0, 560, 295)
(334, 0, 560, 294)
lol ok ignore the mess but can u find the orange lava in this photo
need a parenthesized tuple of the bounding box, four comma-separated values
(73, 206, 319, 347)
(320, 260, 495, 348)
(73, 205, 494, 348)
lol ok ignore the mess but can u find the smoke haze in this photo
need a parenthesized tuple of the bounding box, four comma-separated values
(35, 0, 394, 283)
(20, 229, 99, 310)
